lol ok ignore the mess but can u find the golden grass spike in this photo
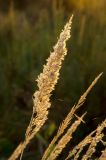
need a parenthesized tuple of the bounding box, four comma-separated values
(41, 106, 77, 160)
(25, 14, 73, 139)
(82, 119, 106, 160)
(47, 113, 86, 160)
(77, 72, 103, 109)
(74, 135, 104, 160)
(42, 73, 103, 160)
(58, 73, 103, 136)
(8, 15, 73, 160)
(65, 131, 95, 160)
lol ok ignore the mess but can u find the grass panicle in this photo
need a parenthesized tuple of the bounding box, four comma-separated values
(82, 120, 106, 160)
(8, 15, 73, 160)
(65, 131, 95, 160)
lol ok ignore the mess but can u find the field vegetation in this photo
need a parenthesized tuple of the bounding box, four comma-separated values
(0, 0, 106, 159)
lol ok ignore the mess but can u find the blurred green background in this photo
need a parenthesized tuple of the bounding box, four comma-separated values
(0, 0, 106, 159)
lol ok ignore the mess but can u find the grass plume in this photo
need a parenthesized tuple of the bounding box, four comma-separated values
(8, 15, 73, 160)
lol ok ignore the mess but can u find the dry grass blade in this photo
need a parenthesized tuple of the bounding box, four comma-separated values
(8, 15, 73, 160)
(82, 119, 106, 160)
(42, 73, 103, 160)
(47, 113, 86, 160)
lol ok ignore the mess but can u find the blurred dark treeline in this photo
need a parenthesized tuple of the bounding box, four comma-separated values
(0, 0, 106, 159)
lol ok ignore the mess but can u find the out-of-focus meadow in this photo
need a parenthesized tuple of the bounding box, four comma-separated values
(0, 0, 106, 159)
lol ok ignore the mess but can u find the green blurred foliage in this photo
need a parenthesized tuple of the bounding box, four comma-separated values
(0, 0, 106, 159)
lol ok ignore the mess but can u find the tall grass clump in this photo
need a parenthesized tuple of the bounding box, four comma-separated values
(8, 15, 106, 160)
